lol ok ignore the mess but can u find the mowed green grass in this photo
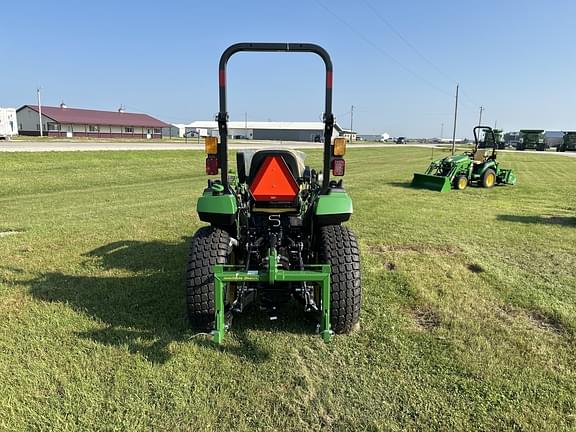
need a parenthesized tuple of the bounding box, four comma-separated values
(1, 148, 575, 431)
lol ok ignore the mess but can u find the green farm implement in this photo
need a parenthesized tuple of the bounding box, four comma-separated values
(479, 128, 504, 149)
(517, 129, 545, 151)
(557, 131, 576, 152)
(412, 126, 517, 192)
(186, 43, 361, 344)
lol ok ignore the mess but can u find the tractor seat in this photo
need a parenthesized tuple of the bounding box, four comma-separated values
(473, 148, 488, 163)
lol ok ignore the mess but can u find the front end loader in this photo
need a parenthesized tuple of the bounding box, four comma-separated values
(186, 43, 361, 344)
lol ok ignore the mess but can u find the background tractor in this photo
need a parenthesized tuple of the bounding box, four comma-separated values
(517, 129, 545, 151)
(186, 43, 361, 344)
(557, 131, 576, 152)
(479, 128, 504, 149)
(411, 126, 517, 192)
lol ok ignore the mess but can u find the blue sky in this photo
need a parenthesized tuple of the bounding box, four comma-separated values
(2, 0, 575, 137)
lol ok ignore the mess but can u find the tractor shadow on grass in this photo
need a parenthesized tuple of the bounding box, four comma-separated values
(27, 238, 192, 364)
(388, 181, 414, 189)
(497, 214, 576, 226)
(27, 238, 314, 364)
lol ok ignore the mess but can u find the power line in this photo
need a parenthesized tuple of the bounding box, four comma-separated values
(314, 0, 455, 100)
(359, 0, 483, 110)
(361, 0, 458, 85)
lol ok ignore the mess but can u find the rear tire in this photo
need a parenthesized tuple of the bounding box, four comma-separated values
(319, 225, 361, 333)
(482, 168, 496, 188)
(186, 226, 233, 330)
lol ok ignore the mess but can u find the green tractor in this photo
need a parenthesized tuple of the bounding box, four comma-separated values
(557, 131, 576, 152)
(186, 43, 361, 344)
(411, 126, 517, 192)
(517, 129, 545, 151)
(479, 128, 504, 149)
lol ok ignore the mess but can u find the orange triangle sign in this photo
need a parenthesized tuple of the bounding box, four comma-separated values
(250, 156, 299, 202)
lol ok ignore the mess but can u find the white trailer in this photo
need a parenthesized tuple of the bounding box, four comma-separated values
(0, 108, 18, 139)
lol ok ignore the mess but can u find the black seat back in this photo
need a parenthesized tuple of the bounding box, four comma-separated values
(246, 150, 302, 184)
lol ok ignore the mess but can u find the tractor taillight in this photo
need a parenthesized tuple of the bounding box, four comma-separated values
(206, 155, 219, 175)
(332, 158, 345, 176)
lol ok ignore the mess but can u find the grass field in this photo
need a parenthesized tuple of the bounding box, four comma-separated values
(1, 147, 575, 431)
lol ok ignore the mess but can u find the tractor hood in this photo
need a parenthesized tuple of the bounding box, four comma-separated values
(442, 154, 469, 164)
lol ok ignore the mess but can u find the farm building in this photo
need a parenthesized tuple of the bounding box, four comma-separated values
(16, 104, 170, 138)
(182, 120, 346, 142)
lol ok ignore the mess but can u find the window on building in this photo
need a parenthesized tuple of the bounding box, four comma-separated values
(47, 123, 59, 131)
(153, 128, 161, 134)
(124, 127, 134, 133)
(89, 125, 99, 132)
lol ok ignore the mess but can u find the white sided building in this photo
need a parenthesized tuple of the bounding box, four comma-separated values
(0, 108, 18, 139)
(183, 120, 344, 142)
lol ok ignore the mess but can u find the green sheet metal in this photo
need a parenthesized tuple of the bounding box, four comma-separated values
(196, 192, 237, 214)
(315, 191, 353, 216)
(411, 173, 452, 192)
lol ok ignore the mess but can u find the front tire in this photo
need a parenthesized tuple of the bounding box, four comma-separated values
(454, 175, 468, 190)
(319, 225, 362, 333)
(186, 226, 233, 330)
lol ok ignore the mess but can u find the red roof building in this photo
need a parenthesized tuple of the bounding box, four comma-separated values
(16, 104, 170, 138)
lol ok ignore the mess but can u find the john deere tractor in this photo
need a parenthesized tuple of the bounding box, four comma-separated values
(186, 43, 361, 344)
(412, 126, 517, 192)
(517, 129, 545, 151)
(478, 128, 503, 149)
(557, 131, 576, 152)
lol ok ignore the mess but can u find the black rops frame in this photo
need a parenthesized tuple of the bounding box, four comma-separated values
(473, 126, 497, 157)
(217, 42, 334, 193)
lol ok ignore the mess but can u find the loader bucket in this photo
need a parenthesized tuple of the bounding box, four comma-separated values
(411, 173, 452, 192)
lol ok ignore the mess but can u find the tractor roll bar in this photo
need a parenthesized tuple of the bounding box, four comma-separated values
(474, 126, 497, 156)
(217, 42, 334, 192)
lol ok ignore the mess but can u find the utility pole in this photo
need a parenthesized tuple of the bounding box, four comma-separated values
(37, 88, 43, 137)
(350, 105, 354, 141)
(478, 105, 484, 126)
(451, 84, 459, 155)
(244, 111, 247, 139)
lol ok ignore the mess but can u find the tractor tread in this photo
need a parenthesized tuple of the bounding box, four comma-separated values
(186, 226, 231, 330)
(319, 225, 362, 333)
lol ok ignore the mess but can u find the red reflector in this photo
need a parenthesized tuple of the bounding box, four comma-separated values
(206, 155, 219, 175)
(250, 156, 299, 201)
(332, 159, 345, 176)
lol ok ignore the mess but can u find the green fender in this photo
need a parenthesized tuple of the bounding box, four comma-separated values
(478, 160, 497, 176)
(314, 190, 353, 225)
(197, 191, 238, 225)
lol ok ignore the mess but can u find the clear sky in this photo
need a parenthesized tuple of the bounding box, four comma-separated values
(2, 0, 575, 137)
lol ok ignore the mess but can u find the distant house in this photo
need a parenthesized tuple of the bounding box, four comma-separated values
(16, 104, 170, 138)
(338, 128, 357, 142)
